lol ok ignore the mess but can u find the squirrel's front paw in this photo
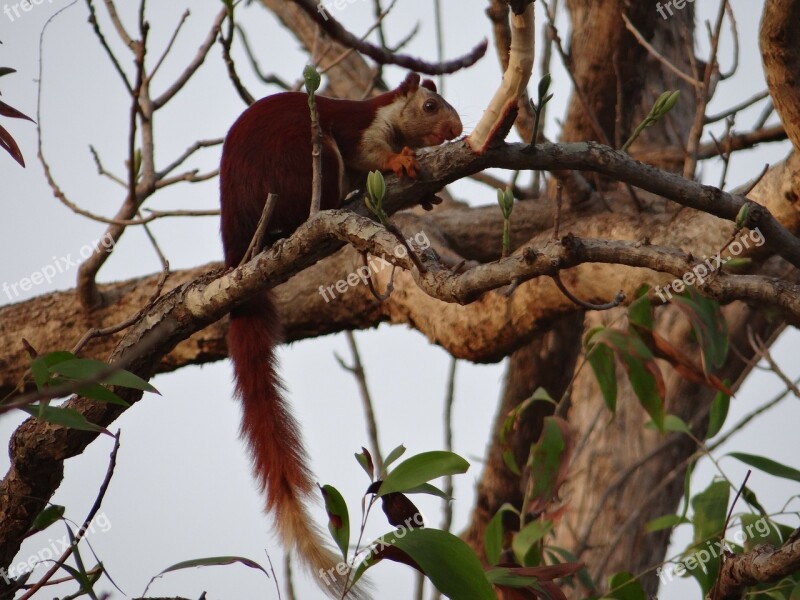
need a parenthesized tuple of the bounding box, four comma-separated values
(385, 147, 419, 178)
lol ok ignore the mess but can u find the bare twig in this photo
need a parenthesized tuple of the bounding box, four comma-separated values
(684, 0, 729, 178)
(551, 272, 625, 311)
(71, 261, 171, 356)
(622, 14, 699, 88)
(18, 432, 121, 600)
(149, 9, 190, 80)
(156, 138, 223, 179)
(219, 3, 256, 106)
(152, 7, 227, 109)
(706, 90, 770, 124)
(235, 24, 290, 90)
(241, 194, 278, 266)
(293, 0, 487, 75)
(337, 331, 383, 472)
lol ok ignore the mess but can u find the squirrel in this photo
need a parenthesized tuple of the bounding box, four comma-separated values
(219, 72, 462, 595)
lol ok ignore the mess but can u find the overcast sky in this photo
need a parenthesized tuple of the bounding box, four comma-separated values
(1, 1, 798, 598)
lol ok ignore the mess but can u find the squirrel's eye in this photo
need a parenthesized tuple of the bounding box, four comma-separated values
(423, 99, 438, 112)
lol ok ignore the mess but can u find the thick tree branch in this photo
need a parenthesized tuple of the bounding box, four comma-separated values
(709, 534, 800, 600)
(760, 0, 800, 154)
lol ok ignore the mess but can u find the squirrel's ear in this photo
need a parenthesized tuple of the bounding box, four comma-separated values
(399, 72, 420, 93)
(421, 78, 437, 92)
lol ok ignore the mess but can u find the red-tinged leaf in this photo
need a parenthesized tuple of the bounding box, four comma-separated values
(648, 329, 732, 395)
(0, 99, 33, 121)
(355, 447, 374, 479)
(379, 492, 424, 529)
(490, 565, 582, 599)
(370, 544, 422, 572)
(491, 562, 585, 581)
(495, 585, 539, 599)
(0, 122, 25, 166)
(537, 580, 568, 600)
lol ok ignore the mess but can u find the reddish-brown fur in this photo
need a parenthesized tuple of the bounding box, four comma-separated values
(219, 73, 461, 596)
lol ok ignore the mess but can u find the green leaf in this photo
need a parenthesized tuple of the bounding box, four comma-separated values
(586, 334, 618, 413)
(692, 480, 730, 545)
(383, 444, 406, 471)
(740, 514, 781, 550)
(679, 461, 695, 520)
(728, 453, 800, 482)
(355, 529, 495, 599)
(688, 479, 729, 594)
(791, 582, 800, 600)
(604, 571, 647, 600)
(512, 519, 553, 567)
(320, 484, 350, 561)
(29, 504, 65, 533)
(671, 288, 728, 372)
(484, 503, 518, 566)
(705, 390, 730, 439)
(303, 64, 321, 95)
(30, 351, 75, 390)
(589, 329, 664, 429)
(645, 514, 688, 532)
(21, 405, 108, 434)
(366, 170, 386, 205)
(50, 358, 158, 393)
(158, 556, 269, 575)
(77, 383, 130, 406)
(529, 418, 567, 508)
(628, 286, 654, 330)
(741, 486, 768, 517)
(401, 482, 451, 500)
(378, 451, 469, 496)
(502, 450, 520, 475)
(645, 414, 690, 434)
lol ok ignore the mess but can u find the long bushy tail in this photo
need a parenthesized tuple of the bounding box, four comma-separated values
(228, 293, 360, 598)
